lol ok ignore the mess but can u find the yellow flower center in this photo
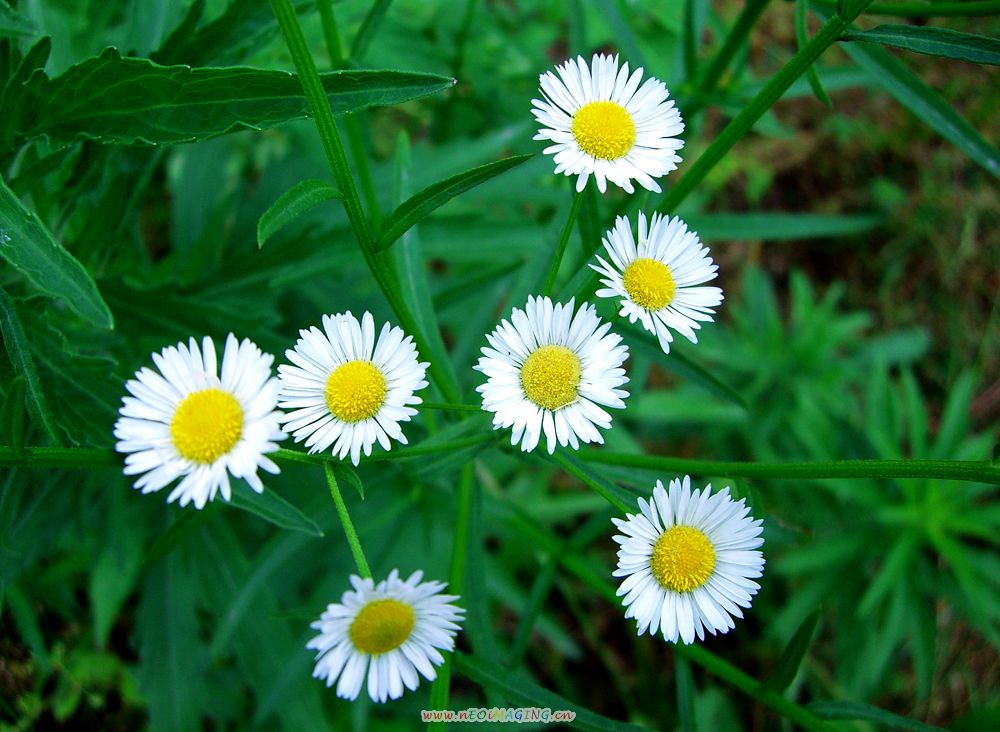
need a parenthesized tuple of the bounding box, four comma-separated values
(650, 525, 716, 593)
(520, 344, 582, 411)
(571, 100, 636, 160)
(349, 599, 415, 655)
(170, 388, 244, 464)
(325, 361, 387, 423)
(623, 257, 676, 310)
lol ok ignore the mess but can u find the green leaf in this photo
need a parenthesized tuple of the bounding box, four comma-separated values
(453, 654, 650, 732)
(144, 509, 214, 566)
(257, 179, 341, 248)
(684, 212, 883, 241)
(332, 463, 364, 500)
(90, 526, 143, 647)
(17, 48, 455, 146)
(676, 653, 698, 732)
(796, 0, 832, 107)
(351, 0, 393, 61)
(843, 24, 1000, 66)
(0, 289, 60, 444)
(0, 177, 113, 329)
(809, 700, 947, 731)
(0, 0, 36, 38)
(818, 8, 1000, 180)
(1, 375, 25, 454)
(763, 608, 821, 692)
(228, 482, 323, 536)
(377, 154, 533, 251)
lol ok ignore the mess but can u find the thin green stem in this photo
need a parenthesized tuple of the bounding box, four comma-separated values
(578, 451, 1000, 484)
(344, 115, 383, 230)
(696, 0, 771, 105)
(421, 401, 482, 413)
(351, 0, 393, 62)
(659, 0, 873, 213)
(315, 0, 345, 67)
(324, 462, 372, 578)
(542, 188, 586, 296)
(428, 462, 474, 728)
(814, 0, 1000, 16)
(270, 0, 461, 403)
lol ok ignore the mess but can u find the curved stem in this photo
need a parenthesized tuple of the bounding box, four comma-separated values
(814, 0, 1000, 17)
(324, 463, 372, 577)
(542, 188, 586, 296)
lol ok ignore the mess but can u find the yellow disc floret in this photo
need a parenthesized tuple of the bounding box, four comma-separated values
(571, 101, 636, 161)
(325, 360, 388, 423)
(349, 599, 415, 655)
(623, 257, 676, 310)
(520, 344, 582, 411)
(651, 525, 716, 593)
(170, 388, 244, 464)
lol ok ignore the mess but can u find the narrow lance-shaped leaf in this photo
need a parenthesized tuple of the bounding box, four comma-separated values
(817, 8, 1000, 180)
(228, 482, 324, 537)
(809, 701, 947, 732)
(0, 176, 113, 329)
(0, 287, 61, 444)
(377, 154, 534, 251)
(258, 179, 341, 248)
(796, 0, 832, 107)
(17, 47, 456, 146)
(843, 24, 1000, 66)
(763, 608, 821, 692)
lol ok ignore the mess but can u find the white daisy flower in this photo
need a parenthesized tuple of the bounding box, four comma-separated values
(475, 295, 629, 455)
(277, 312, 428, 466)
(307, 569, 465, 703)
(612, 476, 765, 644)
(114, 334, 285, 509)
(591, 212, 724, 354)
(531, 53, 685, 194)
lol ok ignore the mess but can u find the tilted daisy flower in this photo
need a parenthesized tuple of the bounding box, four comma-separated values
(277, 312, 428, 466)
(532, 53, 684, 194)
(612, 476, 764, 644)
(307, 569, 465, 703)
(114, 334, 285, 509)
(592, 212, 723, 354)
(475, 295, 629, 454)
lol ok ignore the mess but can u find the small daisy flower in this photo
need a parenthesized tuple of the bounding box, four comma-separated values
(532, 53, 684, 194)
(475, 295, 629, 454)
(592, 213, 724, 354)
(307, 569, 465, 703)
(277, 312, 427, 466)
(612, 476, 764, 644)
(114, 334, 285, 509)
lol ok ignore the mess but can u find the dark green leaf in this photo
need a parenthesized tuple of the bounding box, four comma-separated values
(1, 375, 25, 454)
(228, 482, 323, 536)
(0, 289, 60, 444)
(332, 463, 364, 500)
(454, 654, 650, 732)
(351, 0, 393, 61)
(796, 0, 832, 107)
(144, 509, 214, 566)
(763, 608, 821, 692)
(377, 154, 533, 251)
(676, 653, 698, 732)
(810, 700, 947, 731)
(18, 48, 456, 146)
(817, 7, 1000, 180)
(257, 179, 341, 248)
(90, 525, 143, 647)
(0, 0, 36, 38)
(0, 177, 113, 328)
(843, 24, 1000, 66)
(684, 212, 883, 241)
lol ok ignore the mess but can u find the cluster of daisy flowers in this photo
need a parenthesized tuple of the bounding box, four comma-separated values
(110, 52, 764, 704)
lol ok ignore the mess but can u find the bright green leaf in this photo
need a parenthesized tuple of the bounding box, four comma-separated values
(377, 154, 533, 251)
(257, 179, 341, 248)
(228, 482, 323, 537)
(843, 24, 1000, 66)
(0, 177, 113, 329)
(17, 48, 456, 146)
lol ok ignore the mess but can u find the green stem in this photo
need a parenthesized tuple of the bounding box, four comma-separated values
(696, 0, 771, 103)
(270, 0, 461, 404)
(315, 0, 345, 67)
(421, 401, 482, 413)
(351, 0, 393, 62)
(324, 462, 372, 578)
(659, 0, 874, 213)
(814, 0, 1000, 17)
(428, 462, 474, 728)
(578, 451, 1000, 483)
(542, 188, 586, 296)
(344, 115, 383, 230)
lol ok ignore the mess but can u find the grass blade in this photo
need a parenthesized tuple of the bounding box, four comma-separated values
(763, 608, 821, 692)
